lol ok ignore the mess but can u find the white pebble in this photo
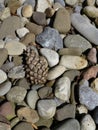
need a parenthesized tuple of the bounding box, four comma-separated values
(16, 27, 29, 38)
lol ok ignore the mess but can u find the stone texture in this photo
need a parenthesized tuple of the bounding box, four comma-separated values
(53, 8, 71, 33)
(0, 48, 8, 67)
(0, 69, 7, 84)
(71, 13, 98, 45)
(54, 0, 65, 6)
(36, 27, 63, 50)
(87, 48, 97, 63)
(6, 86, 27, 103)
(55, 104, 76, 121)
(87, 0, 95, 6)
(65, 0, 78, 6)
(0, 7, 11, 21)
(92, 106, 98, 124)
(22, 4, 33, 18)
(64, 34, 92, 52)
(16, 27, 29, 38)
(0, 16, 21, 39)
(40, 48, 59, 67)
(37, 99, 56, 119)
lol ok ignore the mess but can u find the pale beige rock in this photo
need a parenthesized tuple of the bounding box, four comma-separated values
(0, 7, 11, 21)
(47, 65, 67, 80)
(0, 69, 7, 84)
(22, 4, 33, 18)
(87, 0, 95, 6)
(65, 0, 78, 6)
(77, 105, 88, 114)
(91, 78, 98, 92)
(59, 55, 88, 70)
(5, 40, 26, 55)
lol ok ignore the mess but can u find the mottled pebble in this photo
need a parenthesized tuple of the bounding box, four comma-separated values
(59, 55, 88, 70)
(0, 69, 7, 84)
(0, 81, 11, 96)
(0, 122, 11, 130)
(47, 65, 66, 80)
(6, 86, 27, 103)
(1, 62, 14, 73)
(0, 7, 11, 21)
(40, 48, 59, 67)
(5, 40, 26, 55)
(37, 99, 56, 119)
(36, 27, 63, 50)
(55, 77, 71, 102)
(0, 48, 8, 67)
(22, 4, 33, 18)
(16, 27, 29, 38)
(77, 105, 88, 114)
(27, 90, 39, 109)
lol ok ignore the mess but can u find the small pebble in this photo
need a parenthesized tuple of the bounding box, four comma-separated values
(0, 48, 8, 67)
(27, 90, 39, 109)
(55, 76, 71, 102)
(77, 105, 88, 114)
(22, 4, 33, 18)
(10, 117, 20, 128)
(37, 99, 56, 119)
(16, 27, 29, 38)
(0, 69, 7, 84)
(65, 0, 78, 6)
(0, 7, 11, 21)
(6, 86, 27, 103)
(40, 48, 59, 67)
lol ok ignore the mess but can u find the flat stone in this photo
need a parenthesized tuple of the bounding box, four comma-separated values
(71, 13, 98, 45)
(40, 48, 59, 67)
(0, 81, 11, 96)
(13, 122, 34, 130)
(32, 12, 47, 25)
(26, 22, 43, 35)
(53, 8, 71, 34)
(8, 66, 25, 79)
(54, 119, 80, 130)
(36, 0, 53, 12)
(87, 48, 97, 63)
(59, 55, 88, 70)
(80, 114, 96, 130)
(36, 27, 63, 50)
(47, 65, 66, 80)
(17, 107, 39, 123)
(55, 104, 76, 121)
(64, 34, 92, 52)
(16, 27, 29, 38)
(0, 69, 7, 84)
(6, 86, 27, 103)
(65, 0, 78, 6)
(27, 90, 39, 109)
(37, 99, 56, 119)
(79, 79, 98, 110)
(0, 16, 21, 39)
(55, 77, 71, 102)
(0, 48, 8, 67)
(5, 40, 26, 55)
(22, 4, 33, 18)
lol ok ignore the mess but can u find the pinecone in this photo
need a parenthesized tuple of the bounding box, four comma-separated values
(24, 46, 48, 85)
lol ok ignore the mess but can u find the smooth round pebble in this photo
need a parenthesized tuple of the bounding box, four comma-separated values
(40, 48, 59, 67)
(47, 65, 67, 80)
(27, 90, 39, 109)
(59, 55, 88, 70)
(0, 81, 11, 96)
(16, 27, 29, 38)
(6, 86, 27, 103)
(5, 40, 26, 55)
(92, 106, 98, 124)
(0, 69, 7, 84)
(37, 99, 56, 119)
(22, 4, 33, 18)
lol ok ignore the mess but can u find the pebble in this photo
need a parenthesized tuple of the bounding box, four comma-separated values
(0, 16, 21, 39)
(77, 105, 88, 114)
(53, 8, 71, 34)
(84, 6, 98, 18)
(58, 47, 82, 56)
(0, 7, 11, 21)
(54, 0, 65, 6)
(91, 78, 98, 92)
(53, 2, 63, 11)
(45, 7, 55, 17)
(92, 106, 98, 124)
(6, 86, 27, 103)
(40, 48, 59, 67)
(71, 13, 98, 46)
(36, 27, 63, 50)
(87, 48, 97, 64)
(13, 55, 22, 66)
(79, 79, 98, 110)
(11, 117, 20, 128)
(27, 90, 39, 109)
(47, 65, 66, 80)
(65, 0, 78, 6)
(64, 34, 92, 52)
(55, 76, 71, 102)
(0, 69, 7, 84)
(22, 4, 33, 18)
(37, 99, 56, 119)
(5, 40, 26, 55)
(32, 12, 47, 26)
(54, 119, 80, 130)
(38, 86, 52, 99)
(13, 122, 34, 130)
(0, 40, 5, 48)
(59, 55, 88, 70)
(63, 70, 80, 81)
(36, 0, 53, 12)
(16, 27, 29, 38)
(0, 81, 11, 96)
(0, 48, 8, 67)
(8, 66, 25, 79)
(0, 122, 11, 130)
(80, 114, 96, 130)
(55, 104, 76, 121)
(87, 0, 95, 6)
(26, 22, 43, 35)
(17, 107, 39, 123)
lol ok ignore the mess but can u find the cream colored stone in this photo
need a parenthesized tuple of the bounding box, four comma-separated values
(87, 0, 95, 6)
(22, 4, 33, 18)
(77, 105, 88, 114)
